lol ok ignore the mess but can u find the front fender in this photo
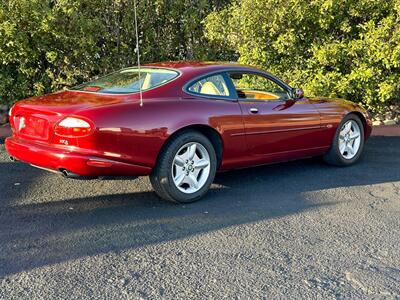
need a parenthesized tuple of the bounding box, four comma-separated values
(310, 97, 372, 142)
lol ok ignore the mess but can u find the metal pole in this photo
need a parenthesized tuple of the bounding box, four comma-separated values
(133, 0, 143, 107)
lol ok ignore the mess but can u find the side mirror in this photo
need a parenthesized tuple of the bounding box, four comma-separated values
(292, 88, 304, 99)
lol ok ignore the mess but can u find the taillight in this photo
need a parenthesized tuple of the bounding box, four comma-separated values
(54, 117, 94, 137)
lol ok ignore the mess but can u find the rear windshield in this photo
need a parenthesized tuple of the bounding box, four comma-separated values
(70, 67, 179, 94)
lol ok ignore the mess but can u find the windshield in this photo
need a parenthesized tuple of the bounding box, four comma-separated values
(70, 67, 179, 94)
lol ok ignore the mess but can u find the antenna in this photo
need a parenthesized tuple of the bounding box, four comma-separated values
(133, 0, 143, 107)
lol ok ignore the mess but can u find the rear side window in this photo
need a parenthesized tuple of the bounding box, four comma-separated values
(71, 67, 179, 94)
(188, 74, 231, 97)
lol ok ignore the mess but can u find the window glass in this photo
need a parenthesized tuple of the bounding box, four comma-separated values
(188, 74, 230, 97)
(229, 73, 289, 100)
(71, 68, 179, 94)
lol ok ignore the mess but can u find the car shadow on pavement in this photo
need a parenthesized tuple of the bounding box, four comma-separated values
(0, 137, 399, 276)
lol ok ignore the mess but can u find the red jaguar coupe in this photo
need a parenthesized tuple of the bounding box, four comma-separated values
(6, 61, 372, 203)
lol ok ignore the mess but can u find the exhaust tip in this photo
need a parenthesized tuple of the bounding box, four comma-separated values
(60, 169, 80, 179)
(59, 169, 97, 180)
(9, 156, 15, 162)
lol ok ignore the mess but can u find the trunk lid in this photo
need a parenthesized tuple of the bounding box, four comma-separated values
(10, 91, 126, 142)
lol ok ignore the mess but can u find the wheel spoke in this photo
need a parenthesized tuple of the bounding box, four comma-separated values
(174, 172, 186, 187)
(195, 159, 209, 169)
(187, 144, 197, 160)
(346, 145, 354, 155)
(349, 133, 360, 140)
(186, 174, 199, 189)
(344, 121, 352, 134)
(174, 155, 185, 167)
(339, 143, 346, 154)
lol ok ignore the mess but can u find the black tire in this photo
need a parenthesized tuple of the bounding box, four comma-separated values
(323, 114, 365, 166)
(150, 131, 217, 203)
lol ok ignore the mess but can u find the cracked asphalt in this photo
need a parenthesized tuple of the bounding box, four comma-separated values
(0, 136, 399, 299)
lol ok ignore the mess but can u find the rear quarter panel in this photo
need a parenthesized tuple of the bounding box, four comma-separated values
(77, 97, 246, 169)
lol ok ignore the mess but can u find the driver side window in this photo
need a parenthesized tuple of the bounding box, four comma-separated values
(229, 73, 289, 101)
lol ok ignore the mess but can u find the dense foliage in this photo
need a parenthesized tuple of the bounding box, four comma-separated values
(0, 0, 229, 106)
(0, 0, 399, 111)
(205, 0, 400, 110)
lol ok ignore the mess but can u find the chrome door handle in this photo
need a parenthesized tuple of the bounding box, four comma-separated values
(250, 108, 258, 114)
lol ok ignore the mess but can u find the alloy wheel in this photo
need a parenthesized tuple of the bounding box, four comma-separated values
(338, 120, 361, 160)
(171, 142, 211, 194)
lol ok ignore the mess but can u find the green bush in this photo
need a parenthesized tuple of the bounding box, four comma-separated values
(1, 0, 399, 112)
(0, 0, 229, 107)
(205, 0, 400, 110)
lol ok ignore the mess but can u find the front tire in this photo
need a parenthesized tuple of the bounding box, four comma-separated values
(323, 114, 365, 166)
(150, 131, 217, 203)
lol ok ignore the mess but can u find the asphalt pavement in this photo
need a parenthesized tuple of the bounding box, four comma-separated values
(0, 137, 399, 299)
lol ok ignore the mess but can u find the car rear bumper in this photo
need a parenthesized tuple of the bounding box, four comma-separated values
(5, 137, 152, 177)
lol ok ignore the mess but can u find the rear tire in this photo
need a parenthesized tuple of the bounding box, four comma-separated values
(150, 131, 217, 203)
(323, 114, 365, 166)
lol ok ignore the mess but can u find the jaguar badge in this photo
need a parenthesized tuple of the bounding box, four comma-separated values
(18, 117, 26, 131)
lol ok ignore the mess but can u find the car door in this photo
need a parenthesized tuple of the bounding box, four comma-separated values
(183, 72, 247, 169)
(226, 71, 322, 157)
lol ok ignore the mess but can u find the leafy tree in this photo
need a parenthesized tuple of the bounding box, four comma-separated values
(1, 0, 399, 112)
(205, 0, 400, 110)
(0, 0, 229, 106)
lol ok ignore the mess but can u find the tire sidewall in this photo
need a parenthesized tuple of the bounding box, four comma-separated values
(333, 114, 365, 166)
(159, 132, 217, 203)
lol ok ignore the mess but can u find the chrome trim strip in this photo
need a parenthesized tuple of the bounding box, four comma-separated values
(29, 164, 61, 174)
(230, 125, 321, 137)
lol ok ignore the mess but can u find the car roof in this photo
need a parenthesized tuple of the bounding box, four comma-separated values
(142, 61, 263, 75)
(141, 61, 292, 93)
